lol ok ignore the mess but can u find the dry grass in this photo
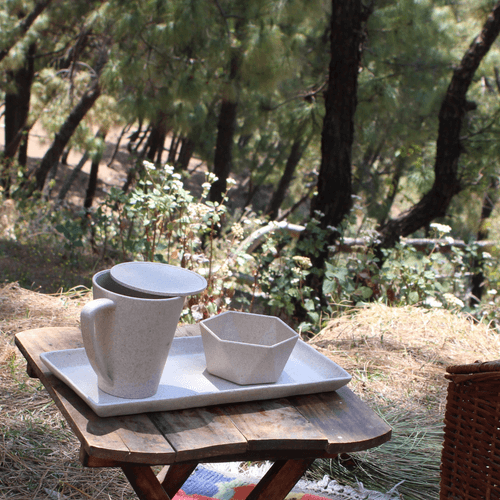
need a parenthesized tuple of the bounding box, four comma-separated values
(1, 286, 500, 499)
(309, 304, 500, 500)
(0, 283, 139, 499)
(310, 303, 500, 417)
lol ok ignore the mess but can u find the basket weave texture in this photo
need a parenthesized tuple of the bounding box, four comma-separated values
(440, 360, 500, 500)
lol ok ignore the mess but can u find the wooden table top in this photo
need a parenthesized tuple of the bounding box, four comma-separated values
(15, 325, 391, 467)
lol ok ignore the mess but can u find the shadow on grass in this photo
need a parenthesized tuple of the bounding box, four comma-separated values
(0, 238, 107, 294)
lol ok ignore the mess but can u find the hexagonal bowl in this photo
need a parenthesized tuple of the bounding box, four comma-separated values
(200, 311, 299, 385)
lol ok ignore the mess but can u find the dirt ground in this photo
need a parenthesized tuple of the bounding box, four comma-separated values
(0, 120, 204, 207)
(0, 121, 213, 292)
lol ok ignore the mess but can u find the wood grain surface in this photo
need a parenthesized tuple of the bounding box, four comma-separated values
(15, 326, 391, 465)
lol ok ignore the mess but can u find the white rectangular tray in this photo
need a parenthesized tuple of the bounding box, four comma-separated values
(40, 336, 351, 417)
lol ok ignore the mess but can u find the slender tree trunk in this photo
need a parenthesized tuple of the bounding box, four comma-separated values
(210, 54, 239, 204)
(84, 130, 107, 211)
(210, 99, 238, 203)
(0, 0, 51, 63)
(16, 43, 36, 168)
(32, 85, 102, 193)
(107, 123, 132, 167)
(1, 43, 36, 193)
(122, 127, 155, 193)
(167, 133, 180, 165)
(470, 177, 499, 306)
(127, 120, 144, 153)
(156, 132, 167, 164)
(146, 126, 163, 163)
(56, 151, 90, 203)
(266, 138, 308, 221)
(25, 49, 108, 195)
(176, 137, 195, 171)
(376, 1, 500, 252)
(61, 147, 71, 165)
(378, 155, 405, 227)
(146, 114, 168, 164)
(352, 139, 384, 195)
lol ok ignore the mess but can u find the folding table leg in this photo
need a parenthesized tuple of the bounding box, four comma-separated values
(157, 463, 198, 498)
(245, 458, 315, 500)
(122, 464, 171, 500)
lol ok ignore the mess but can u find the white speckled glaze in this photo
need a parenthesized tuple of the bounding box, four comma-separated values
(110, 261, 207, 297)
(80, 269, 184, 399)
(40, 336, 352, 417)
(200, 311, 299, 385)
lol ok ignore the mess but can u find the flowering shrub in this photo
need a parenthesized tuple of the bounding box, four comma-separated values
(47, 160, 500, 333)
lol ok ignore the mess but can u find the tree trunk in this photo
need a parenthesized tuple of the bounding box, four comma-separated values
(84, 130, 107, 211)
(210, 99, 238, 203)
(210, 54, 240, 204)
(352, 139, 384, 196)
(146, 126, 163, 163)
(32, 85, 101, 193)
(107, 123, 132, 167)
(377, 155, 405, 227)
(146, 114, 168, 164)
(127, 120, 144, 153)
(167, 132, 179, 164)
(304, 0, 368, 261)
(176, 137, 195, 171)
(266, 138, 307, 221)
(26, 49, 108, 195)
(122, 127, 155, 193)
(376, 1, 500, 252)
(1, 43, 36, 193)
(0, 0, 51, 63)
(56, 151, 90, 203)
(470, 177, 499, 306)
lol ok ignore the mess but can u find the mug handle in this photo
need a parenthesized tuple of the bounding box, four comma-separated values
(80, 298, 116, 387)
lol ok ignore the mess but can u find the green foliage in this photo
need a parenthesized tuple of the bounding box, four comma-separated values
(55, 217, 85, 256)
(3, 0, 500, 336)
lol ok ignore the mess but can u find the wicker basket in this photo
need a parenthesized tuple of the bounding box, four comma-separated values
(440, 360, 500, 499)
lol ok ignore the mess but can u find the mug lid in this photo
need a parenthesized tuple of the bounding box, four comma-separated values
(110, 262, 207, 297)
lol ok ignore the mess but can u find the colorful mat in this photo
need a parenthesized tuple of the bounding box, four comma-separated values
(172, 466, 334, 500)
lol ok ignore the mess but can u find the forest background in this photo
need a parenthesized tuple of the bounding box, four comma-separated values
(2, 0, 500, 335)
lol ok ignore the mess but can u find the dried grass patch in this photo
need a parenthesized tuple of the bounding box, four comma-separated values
(2, 284, 500, 499)
(310, 303, 500, 416)
(309, 304, 500, 499)
(0, 283, 140, 499)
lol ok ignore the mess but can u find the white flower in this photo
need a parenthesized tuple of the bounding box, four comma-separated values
(191, 309, 204, 321)
(430, 222, 451, 234)
(143, 160, 156, 170)
(226, 177, 237, 186)
(487, 289, 497, 296)
(164, 164, 175, 174)
(172, 173, 182, 180)
(424, 296, 443, 308)
(482, 252, 492, 260)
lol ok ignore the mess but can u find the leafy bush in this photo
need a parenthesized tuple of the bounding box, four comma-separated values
(4, 159, 500, 333)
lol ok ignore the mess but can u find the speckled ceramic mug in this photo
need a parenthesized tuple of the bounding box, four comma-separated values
(80, 269, 184, 399)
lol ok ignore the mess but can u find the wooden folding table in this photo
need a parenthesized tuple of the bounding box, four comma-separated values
(15, 325, 391, 500)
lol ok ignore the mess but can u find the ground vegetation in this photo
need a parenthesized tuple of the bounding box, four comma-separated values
(2, 0, 500, 331)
